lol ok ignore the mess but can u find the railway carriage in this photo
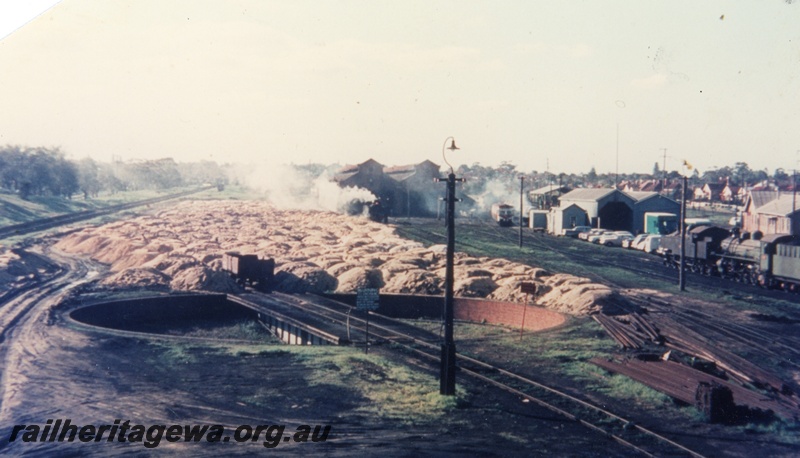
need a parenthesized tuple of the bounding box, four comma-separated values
(222, 252, 275, 292)
(765, 238, 800, 291)
(491, 203, 514, 227)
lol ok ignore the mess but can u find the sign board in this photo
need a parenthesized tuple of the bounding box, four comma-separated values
(519, 282, 537, 295)
(356, 288, 380, 311)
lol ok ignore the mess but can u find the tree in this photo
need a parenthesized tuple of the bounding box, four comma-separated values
(587, 167, 598, 182)
(77, 158, 102, 198)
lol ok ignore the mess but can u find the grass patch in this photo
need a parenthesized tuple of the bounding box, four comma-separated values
(151, 340, 460, 425)
(175, 320, 278, 342)
(298, 347, 462, 422)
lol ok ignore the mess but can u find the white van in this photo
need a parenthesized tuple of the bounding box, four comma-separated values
(637, 235, 662, 254)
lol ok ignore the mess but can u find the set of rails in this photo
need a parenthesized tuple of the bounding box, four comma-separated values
(246, 289, 708, 457)
(0, 186, 213, 240)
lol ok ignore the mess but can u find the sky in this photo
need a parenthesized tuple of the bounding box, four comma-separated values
(0, 1, 798, 176)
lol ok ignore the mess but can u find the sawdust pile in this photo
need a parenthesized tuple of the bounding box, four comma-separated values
(53, 200, 622, 315)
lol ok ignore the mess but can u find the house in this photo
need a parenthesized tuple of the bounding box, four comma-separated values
(700, 182, 725, 201)
(721, 180, 742, 203)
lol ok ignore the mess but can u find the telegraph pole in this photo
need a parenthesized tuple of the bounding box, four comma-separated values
(679, 175, 687, 291)
(519, 175, 525, 248)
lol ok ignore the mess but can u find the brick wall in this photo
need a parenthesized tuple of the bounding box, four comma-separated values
(322, 293, 565, 332)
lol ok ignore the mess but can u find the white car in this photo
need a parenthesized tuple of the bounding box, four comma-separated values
(562, 226, 592, 238)
(623, 234, 647, 249)
(580, 228, 606, 241)
(587, 230, 613, 244)
(598, 231, 634, 247)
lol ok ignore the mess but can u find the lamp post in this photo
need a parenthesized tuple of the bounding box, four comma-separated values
(436, 136, 461, 396)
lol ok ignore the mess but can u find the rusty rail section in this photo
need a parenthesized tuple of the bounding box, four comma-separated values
(592, 308, 800, 422)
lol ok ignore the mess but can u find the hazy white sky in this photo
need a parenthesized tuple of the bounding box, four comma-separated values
(0, 1, 798, 176)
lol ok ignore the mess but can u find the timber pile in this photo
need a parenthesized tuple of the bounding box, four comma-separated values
(591, 357, 800, 422)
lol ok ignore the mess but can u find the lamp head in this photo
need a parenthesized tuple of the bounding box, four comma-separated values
(447, 139, 459, 151)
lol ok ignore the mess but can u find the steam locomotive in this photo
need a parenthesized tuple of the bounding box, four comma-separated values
(344, 198, 390, 223)
(659, 225, 800, 291)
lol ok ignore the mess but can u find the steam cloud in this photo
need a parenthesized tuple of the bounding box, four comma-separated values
(239, 163, 376, 213)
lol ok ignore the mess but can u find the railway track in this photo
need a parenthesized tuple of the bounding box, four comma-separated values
(0, 186, 213, 240)
(252, 290, 708, 458)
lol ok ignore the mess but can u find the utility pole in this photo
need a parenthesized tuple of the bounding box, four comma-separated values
(793, 169, 796, 216)
(662, 148, 668, 192)
(615, 123, 619, 188)
(519, 175, 525, 248)
(679, 175, 687, 291)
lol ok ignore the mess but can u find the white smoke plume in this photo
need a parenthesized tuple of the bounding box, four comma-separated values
(471, 179, 519, 214)
(238, 163, 376, 213)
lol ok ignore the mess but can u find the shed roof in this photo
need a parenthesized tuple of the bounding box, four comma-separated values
(560, 188, 617, 201)
(749, 190, 780, 209)
(384, 160, 441, 182)
(529, 185, 570, 196)
(756, 194, 800, 216)
(625, 191, 659, 202)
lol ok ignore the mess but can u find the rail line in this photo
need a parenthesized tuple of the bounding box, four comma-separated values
(255, 290, 708, 458)
(0, 186, 213, 240)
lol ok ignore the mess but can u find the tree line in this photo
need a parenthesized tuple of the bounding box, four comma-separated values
(0, 146, 227, 200)
(455, 160, 790, 198)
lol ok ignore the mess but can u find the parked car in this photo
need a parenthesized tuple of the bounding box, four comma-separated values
(598, 231, 634, 247)
(579, 228, 606, 241)
(562, 226, 592, 237)
(637, 234, 662, 254)
(623, 234, 648, 249)
(587, 230, 611, 244)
